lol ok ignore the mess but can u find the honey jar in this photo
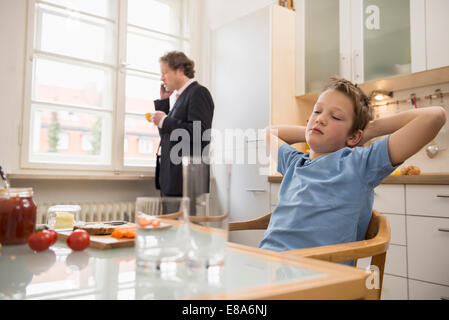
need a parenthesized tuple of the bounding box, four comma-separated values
(0, 188, 37, 245)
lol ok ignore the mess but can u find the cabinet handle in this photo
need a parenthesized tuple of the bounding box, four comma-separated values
(436, 194, 449, 198)
(438, 228, 449, 233)
(246, 189, 266, 193)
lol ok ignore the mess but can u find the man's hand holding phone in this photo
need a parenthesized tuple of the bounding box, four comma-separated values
(160, 83, 173, 100)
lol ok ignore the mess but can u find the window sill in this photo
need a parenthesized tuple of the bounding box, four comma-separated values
(8, 173, 154, 181)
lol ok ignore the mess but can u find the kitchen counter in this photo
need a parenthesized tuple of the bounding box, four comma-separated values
(268, 173, 449, 185)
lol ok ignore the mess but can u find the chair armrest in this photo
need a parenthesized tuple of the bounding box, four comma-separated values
(229, 212, 272, 231)
(285, 214, 391, 263)
(285, 237, 389, 263)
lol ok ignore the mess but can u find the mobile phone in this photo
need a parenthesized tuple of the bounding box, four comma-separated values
(161, 84, 167, 92)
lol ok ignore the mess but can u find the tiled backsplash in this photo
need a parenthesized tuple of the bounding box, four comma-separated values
(373, 82, 449, 173)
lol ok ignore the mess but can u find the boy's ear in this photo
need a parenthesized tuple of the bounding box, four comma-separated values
(346, 129, 363, 147)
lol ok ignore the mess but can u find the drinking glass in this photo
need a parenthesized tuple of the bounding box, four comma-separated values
(182, 157, 230, 270)
(135, 197, 189, 273)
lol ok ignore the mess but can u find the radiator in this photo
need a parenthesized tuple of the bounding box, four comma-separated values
(36, 201, 135, 225)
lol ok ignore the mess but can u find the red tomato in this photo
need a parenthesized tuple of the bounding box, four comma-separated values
(67, 230, 90, 251)
(28, 231, 52, 252)
(43, 229, 58, 245)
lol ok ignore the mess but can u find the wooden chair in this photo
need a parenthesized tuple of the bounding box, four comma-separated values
(229, 209, 390, 300)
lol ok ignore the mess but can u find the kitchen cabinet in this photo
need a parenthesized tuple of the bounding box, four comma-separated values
(425, 0, 449, 70)
(407, 215, 449, 286)
(296, 0, 426, 95)
(382, 274, 409, 300)
(212, 5, 296, 247)
(372, 184, 449, 299)
(409, 279, 449, 300)
(406, 185, 449, 218)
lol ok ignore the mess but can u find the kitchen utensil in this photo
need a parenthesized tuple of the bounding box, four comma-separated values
(426, 144, 439, 158)
(0, 166, 10, 189)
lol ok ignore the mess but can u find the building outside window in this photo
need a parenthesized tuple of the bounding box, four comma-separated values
(138, 136, 154, 155)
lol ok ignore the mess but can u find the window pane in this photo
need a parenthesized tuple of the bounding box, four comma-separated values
(33, 56, 114, 109)
(126, 27, 188, 73)
(124, 115, 159, 167)
(138, 137, 154, 154)
(126, 73, 160, 114)
(42, 0, 116, 19)
(36, 4, 115, 64)
(30, 105, 112, 165)
(128, 0, 182, 36)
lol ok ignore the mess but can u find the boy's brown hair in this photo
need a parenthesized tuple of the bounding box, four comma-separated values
(323, 76, 373, 134)
(159, 51, 195, 79)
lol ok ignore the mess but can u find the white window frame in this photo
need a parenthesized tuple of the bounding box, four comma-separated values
(138, 136, 154, 155)
(20, 0, 200, 176)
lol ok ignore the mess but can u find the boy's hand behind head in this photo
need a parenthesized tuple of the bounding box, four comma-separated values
(356, 120, 375, 146)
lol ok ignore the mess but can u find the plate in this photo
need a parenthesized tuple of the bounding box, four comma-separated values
(139, 221, 172, 230)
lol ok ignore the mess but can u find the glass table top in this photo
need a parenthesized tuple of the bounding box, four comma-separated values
(0, 242, 327, 300)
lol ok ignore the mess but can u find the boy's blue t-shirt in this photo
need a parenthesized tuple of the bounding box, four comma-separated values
(259, 136, 399, 253)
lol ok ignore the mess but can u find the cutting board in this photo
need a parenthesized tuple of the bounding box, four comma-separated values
(57, 223, 136, 250)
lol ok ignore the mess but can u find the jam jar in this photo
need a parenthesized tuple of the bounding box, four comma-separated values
(0, 188, 37, 245)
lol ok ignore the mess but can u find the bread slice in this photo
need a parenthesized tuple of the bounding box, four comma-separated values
(74, 223, 120, 235)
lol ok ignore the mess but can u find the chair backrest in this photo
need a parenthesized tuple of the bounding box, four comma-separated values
(229, 209, 390, 300)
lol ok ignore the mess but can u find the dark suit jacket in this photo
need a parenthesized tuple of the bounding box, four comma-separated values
(154, 81, 214, 196)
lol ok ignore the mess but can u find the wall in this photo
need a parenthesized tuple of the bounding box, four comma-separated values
(0, 0, 27, 173)
(374, 82, 449, 173)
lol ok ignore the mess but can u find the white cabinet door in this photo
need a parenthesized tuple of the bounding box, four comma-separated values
(383, 213, 406, 245)
(406, 185, 449, 218)
(385, 244, 408, 277)
(351, 0, 414, 83)
(295, 0, 342, 94)
(373, 184, 405, 215)
(296, 0, 428, 94)
(382, 274, 409, 300)
(228, 163, 270, 247)
(426, 0, 449, 69)
(409, 279, 449, 300)
(407, 215, 449, 286)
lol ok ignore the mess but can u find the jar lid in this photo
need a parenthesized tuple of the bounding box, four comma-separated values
(0, 188, 33, 198)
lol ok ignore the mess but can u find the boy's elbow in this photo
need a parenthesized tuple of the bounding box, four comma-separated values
(433, 106, 447, 129)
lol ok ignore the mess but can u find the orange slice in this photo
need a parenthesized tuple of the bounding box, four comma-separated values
(137, 216, 154, 227)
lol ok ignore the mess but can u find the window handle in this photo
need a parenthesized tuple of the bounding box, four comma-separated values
(119, 61, 130, 73)
(120, 61, 130, 67)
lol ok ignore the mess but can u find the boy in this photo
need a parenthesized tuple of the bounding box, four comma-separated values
(259, 77, 446, 261)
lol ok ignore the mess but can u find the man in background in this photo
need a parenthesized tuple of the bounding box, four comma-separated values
(150, 51, 214, 198)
